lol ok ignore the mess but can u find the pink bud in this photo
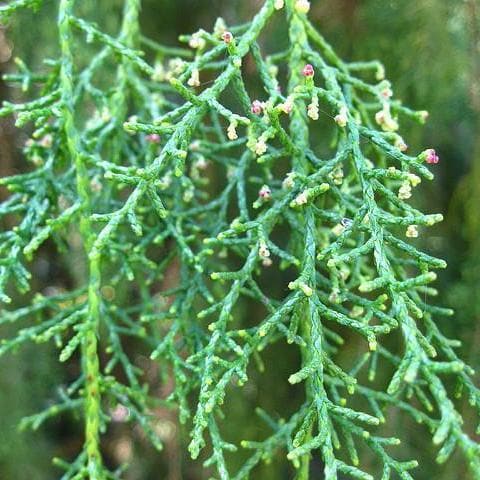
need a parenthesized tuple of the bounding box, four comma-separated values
(302, 64, 315, 77)
(425, 148, 439, 164)
(111, 404, 129, 422)
(146, 133, 161, 143)
(222, 31, 233, 44)
(381, 87, 393, 99)
(251, 100, 263, 115)
(258, 185, 271, 200)
(40, 134, 53, 148)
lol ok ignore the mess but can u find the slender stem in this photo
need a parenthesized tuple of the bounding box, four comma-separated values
(58, 0, 103, 477)
(109, 0, 141, 161)
(286, 3, 311, 478)
(286, 3, 338, 479)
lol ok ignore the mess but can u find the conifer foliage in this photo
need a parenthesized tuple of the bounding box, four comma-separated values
(0, 0, 479, 478)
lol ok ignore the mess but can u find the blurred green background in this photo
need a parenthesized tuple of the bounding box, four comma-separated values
(0, 0, 478, 478)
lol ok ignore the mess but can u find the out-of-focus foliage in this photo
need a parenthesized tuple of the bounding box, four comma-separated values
(0, 1, 478, 479)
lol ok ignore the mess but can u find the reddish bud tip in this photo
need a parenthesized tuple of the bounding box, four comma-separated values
(146, 134, 161, 143)
(251, 100, 263, 115)
(222, 31, 233, 44)
(425, 148, 439, 164)
(302, 64, 315, 77)
(258, 185, 271, 199)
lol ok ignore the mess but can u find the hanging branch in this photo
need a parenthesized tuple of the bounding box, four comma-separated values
(0, 0, 479, 478)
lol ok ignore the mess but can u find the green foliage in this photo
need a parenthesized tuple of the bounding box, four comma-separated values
(0, 0, 479, 478)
